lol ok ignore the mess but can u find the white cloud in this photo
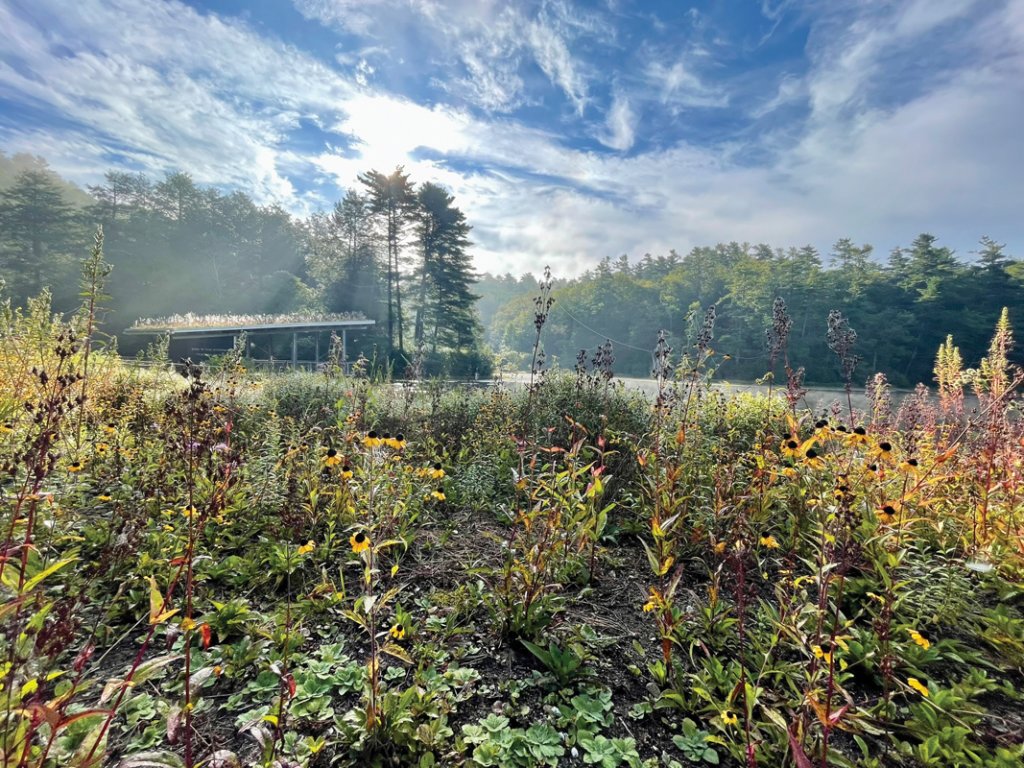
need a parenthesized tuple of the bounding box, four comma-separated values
(645, 59, 728, 111)
(598, 93, 635, 151)
(294, 0, 593, 114)
(0, 0, 360, 211)
(526, 16, 588, 114)
(0, 0, 1021, 280)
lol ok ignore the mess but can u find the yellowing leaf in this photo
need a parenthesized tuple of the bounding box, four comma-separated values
(148, 576, 178, 624)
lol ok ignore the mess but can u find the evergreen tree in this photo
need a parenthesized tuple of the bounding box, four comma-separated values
(306, 190, 383, 321)
(359, 167, 416, 352)
(412, 182, 477, 351)
(0, 169, 78, 301)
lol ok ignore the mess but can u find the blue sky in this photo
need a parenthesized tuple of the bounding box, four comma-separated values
(1, 0, 1022, 275)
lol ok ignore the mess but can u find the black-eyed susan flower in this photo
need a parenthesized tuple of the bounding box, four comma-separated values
(386, 433, 406, 450)
(101, 422, 117, 435)
(877, 503, 899, 526)
(68, 461, 84, 473)
(428, 462, 445, 480)
(781, 437, 801, 459)
(95, 443, 110, 456)
(363, 431, 382, 448)
(803, 448, 824, 470)
(812, 644, 832, 665)
(324, 448, 342, 467)
(182, 505, 198, 518)
(341, 464, 353, 480)
(907, 628, 930, 650)
(97, 494, 112, 502)
(849, 425, 869, 446)
(430, 490, 446, 502)
(759, 534, 780, 549)
(721, 710, 738, 726)
(0, 422, 14, 434)
(815, 418, 829, 429)
(874, 441, 894, 461)
(389, 623, 405, 640)
(297, 540, 316, 555)
(907, 677, 929, 697)
(350, 531, 370, 553)
(899, 457, 920, 474)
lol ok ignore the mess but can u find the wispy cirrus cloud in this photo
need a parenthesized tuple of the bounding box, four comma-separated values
(0, 0, 1021, 278)
(294, 0, 604, 115)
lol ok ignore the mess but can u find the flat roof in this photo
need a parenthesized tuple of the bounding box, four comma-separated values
(126, 314, 375, 336)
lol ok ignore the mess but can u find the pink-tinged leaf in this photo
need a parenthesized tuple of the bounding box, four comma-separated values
(165, 706, 182, 745)
(829, 704, 850, 724)
(787, 725, 814, 768)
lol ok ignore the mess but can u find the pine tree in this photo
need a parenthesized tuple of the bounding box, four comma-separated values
(0, 169, 77, 301)
(359, 167, 416, 352)
(412, 182, 478, 352)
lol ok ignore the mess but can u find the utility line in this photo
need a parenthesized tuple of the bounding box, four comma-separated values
(551, 302, 659, 353)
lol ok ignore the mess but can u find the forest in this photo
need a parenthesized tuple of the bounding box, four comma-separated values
(0, 154, 482, 374)
(480, 238, 1022, 387)
(3, 151, 1022, 387)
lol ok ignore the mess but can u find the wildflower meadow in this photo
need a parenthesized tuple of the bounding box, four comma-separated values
(2, 244, 1023, 768)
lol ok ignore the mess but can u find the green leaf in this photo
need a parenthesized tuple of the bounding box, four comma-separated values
(23, 556, 78, 594)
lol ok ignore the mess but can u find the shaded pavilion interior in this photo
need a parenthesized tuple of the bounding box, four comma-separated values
(125, 314, 377, 369)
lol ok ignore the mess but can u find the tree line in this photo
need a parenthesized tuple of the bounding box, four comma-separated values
(0, 153, 482, 370)
(482, 237, 1023, 387)
(3, 151, 1021, 386)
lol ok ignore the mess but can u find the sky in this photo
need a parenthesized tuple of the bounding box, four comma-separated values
(1, 0, 1022, 276)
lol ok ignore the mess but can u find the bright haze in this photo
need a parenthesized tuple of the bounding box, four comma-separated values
(1, 0, 1022, 275)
